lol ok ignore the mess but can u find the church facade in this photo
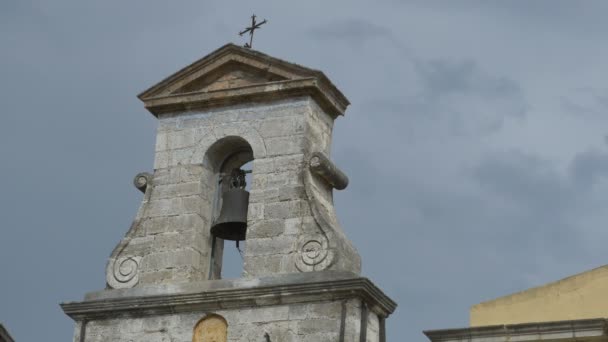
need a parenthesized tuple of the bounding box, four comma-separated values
(61, 44, 396, 341)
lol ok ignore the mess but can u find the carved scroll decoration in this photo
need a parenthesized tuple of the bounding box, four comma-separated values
(133, 172, 152, 193)
(105, 171, 153, 289)
(297, 152, 357, 272)
(309, 152, 349, 190)
(295, 234, 331, 272)
(107, 256, 141, 289)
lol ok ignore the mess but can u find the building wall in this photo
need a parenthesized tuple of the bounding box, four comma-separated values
(77, 299, 374, 342)
(471, 264, 608, 326)
(106, 97, 360, 289)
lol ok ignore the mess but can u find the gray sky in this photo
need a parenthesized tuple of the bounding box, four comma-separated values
(2, 1, 608, 341)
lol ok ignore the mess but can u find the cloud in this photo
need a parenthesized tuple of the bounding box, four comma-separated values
(471, 146, 608, 261)
(561, 88, 608, 118)
(308, 18, 392, 43)
(473, 150, 570, 211)
(353, 57, 527, 142)
(569, 149, 608, 189)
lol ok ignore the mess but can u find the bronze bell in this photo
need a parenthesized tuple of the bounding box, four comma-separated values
(211, 169, 249, 241)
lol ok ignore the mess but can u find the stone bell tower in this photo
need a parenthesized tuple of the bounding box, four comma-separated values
(61, 44, 396, 341)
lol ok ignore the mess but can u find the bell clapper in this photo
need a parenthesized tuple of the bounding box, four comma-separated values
(236, 240, 244, 260)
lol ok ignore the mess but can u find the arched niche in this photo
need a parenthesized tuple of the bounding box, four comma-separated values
(192, 314, 228, 342)
(203, 136, 254, 173)
(203, 136, 254, 279)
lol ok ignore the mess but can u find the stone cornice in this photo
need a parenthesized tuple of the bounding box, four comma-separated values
(61, 274, 397, 321)
(424, 318, 608, 342)
(142, 78, 346, 118)
(138, 43, 350, 118)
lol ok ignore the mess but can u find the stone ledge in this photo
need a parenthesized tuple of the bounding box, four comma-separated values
(424, 318, 608, 342)
(61, 272, 396, 321)
(143, 78, 345, 118)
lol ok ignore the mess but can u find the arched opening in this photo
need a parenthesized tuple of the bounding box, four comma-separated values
(204, 136, 253, 279)
(192, 314, 228, 342)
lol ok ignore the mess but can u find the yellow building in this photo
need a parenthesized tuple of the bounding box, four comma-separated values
(425, 265, 608, 341)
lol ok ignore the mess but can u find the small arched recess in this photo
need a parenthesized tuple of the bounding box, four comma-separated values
(192, 314, 228, 342)
(203, 136, 253, 279)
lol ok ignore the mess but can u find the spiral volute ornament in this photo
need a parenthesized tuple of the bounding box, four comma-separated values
(295, 234, 333, 272)
(133, 172, 152, 193)
(106, 256, 141, 289)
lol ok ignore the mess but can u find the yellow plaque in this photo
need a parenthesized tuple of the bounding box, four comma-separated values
(193, 315, 228, 342)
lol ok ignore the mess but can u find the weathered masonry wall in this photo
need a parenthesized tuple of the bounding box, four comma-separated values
(76, 299, 375, 342)
(106, 97, 360, 289)
(63, 274, 396, 342)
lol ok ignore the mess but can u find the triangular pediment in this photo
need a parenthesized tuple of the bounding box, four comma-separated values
(171, 61, 288, 95)
(138, 44, 349, 117)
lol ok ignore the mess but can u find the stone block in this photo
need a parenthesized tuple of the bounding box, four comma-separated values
(181, 195, 205, 213)
(235, 98, 308, 121)
(119, 236, 154, 255)
(143, 214, 207, 235)
(257, 117, 304, 138)
(167, 129, 195, 150)
(247, 203, 264, 220)
(278, 185, 305, 201)
(298, 331, 338, 342)
(146, 197, 203, 217)
(151, 167, 185, 186)
(308, 302, 342, 319)
(247, 219, 283, 238)
(266, 136, 304, 156)
(179, 164, 207, 183)
(153, 151, 170, 169)
(276, 154, 305, 171)
(152, 230, 207, 254)
(258, 322, 298, 342)
(245, 236, 295, 256)
(231, 307, 289, 324)
(140, 248, 203, 271)
(153, 182, 201, 199)
(138, 266, 206, 285)
(168, 148, 195, 167)
(155, 132, 168, 152)
(288, 304, 308, 320)
(266, 170, 299, 188)
(250, 173, 268, 190)
(243, 254, 284, 274)
(264, 200, 305, 219)
(297, 319, 340, 335)
(284, 217, 303, 235)
(248, 188, 279, 203)
(157, 117, 178, 131)
(252, 158, 275, 174)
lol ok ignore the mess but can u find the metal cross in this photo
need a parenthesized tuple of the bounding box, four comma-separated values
(239, 14, 267, 49)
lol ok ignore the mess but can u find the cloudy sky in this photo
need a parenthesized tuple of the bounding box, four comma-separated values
(2, 1, 608, 341)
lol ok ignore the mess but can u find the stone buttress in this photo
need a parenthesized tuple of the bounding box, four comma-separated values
(61, 44, 396, 342)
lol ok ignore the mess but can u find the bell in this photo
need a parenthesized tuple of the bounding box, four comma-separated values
(211, 188, 249, 241)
